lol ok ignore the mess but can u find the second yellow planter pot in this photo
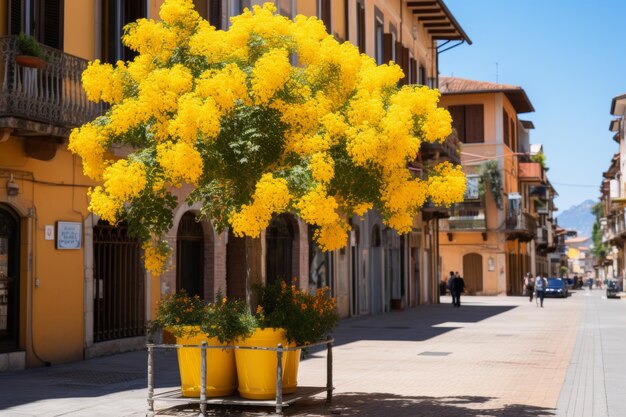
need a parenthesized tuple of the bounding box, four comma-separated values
(234, 328, 301, 399)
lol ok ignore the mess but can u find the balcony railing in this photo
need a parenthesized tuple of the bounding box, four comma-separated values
(439, 201, 486, 231)
(419, 133, 461, 166)
(505, 212, 536, 241)
(0, 36, 106, 137)
(536, 226, 548, 245)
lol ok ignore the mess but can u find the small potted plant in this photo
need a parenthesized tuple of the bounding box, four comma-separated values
(234, 279, 339, 399)
(16, 32, 46, 69)
(151, 290, 256, 398)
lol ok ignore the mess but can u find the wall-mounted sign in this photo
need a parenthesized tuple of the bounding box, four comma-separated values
(44, 225, 54, 241)
(56, 221, 82, 250)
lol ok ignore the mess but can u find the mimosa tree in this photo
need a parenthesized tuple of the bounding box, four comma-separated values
(69, 0, 466, 275)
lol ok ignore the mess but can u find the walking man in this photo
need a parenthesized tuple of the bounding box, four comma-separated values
(453, 271, 465, 307)
(535, 274, 547, 308)
(447, 271, 456, 307)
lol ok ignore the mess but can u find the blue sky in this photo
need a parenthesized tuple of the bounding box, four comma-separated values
(438, 0, 624, 214)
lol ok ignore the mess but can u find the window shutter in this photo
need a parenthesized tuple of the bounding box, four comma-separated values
(419, 65, 426, 86)
(409, 58, 417, 85)
(208, 0, 222, 29)
(321, 0, 332, 33)
(383, 33, 393, 64)
(394, 41, 403, 84)
(511, 118, 516, 151)
(448, 106, 466, 142)
(357, 2, 365, 53)
(502, 110, 510, 148)
(9, 0, 22, 35)
(41, 0, 64, 49)
(401, 46, 409, 86)
(465, 105, 484, 143)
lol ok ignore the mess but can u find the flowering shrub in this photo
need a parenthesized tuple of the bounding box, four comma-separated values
(256, 279, 339, 346)
(151, 290, 207, 337)
(151, 291, 256, 343)
(69, 0, 465, 274)
(201, 295, 257, 344)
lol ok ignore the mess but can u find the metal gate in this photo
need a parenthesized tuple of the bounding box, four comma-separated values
(93, 221, 145, 342)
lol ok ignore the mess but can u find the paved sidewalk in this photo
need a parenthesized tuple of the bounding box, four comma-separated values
(556, 288, 626, 417)
(0, 293, 587, 417)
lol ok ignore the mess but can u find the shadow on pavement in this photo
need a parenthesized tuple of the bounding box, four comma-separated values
(329, 303, 517, 347)
(287, 392, 556, 417)
(0, 349, 180, 410)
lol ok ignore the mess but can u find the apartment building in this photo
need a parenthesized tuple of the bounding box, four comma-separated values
(437, 77, 557, 295)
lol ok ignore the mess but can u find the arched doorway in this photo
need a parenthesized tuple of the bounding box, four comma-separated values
(176, 212, 204, 298)
(463, 253, 483, 294)
(266, 214, 295, 284)
(0, 205, 19, 352)
(384, 228, 402, 311)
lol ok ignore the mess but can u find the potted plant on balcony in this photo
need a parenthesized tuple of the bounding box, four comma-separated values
(234, 279, 338, 399)
(16, 32, 46, 69)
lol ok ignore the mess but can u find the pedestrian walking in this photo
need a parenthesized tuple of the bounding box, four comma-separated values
(535, 274, 547, 308)
(524, 273, 535, 303)
(447, 271, 456, 306)
(453, 271, 465, 307)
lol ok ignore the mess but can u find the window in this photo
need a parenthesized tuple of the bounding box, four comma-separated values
(356, 0, 365, 53)
(465, 175, 480, 200)
(308, 225, 333, 295)
(374, 14, 384, 64)
(419, 65, 427, 86)
(9, 0, 64, 49)
(278, 0, 294, 18)
(503, 109, 510, 148)
(317, 0, 331, 32)
(101, 0, 147, 63)
(448, 105, 484, 143)
(229, 0, 250, 18)
(194, 0, 223, 29)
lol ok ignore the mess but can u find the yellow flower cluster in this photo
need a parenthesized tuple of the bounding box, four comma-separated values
(143, 240, 170, 276)
(309, 152, 334, 183)
(251, 48, 292, 105)
(70, 0, 465, 274)
(229, 174, 292, 238)
(81, 60, 126, 104)
(88, 160, 147, 224)
(427, 162, 467, 207)
(380, 171, 429, 233)
(156, 141, 204, 186)
(67, 123, 109, 180)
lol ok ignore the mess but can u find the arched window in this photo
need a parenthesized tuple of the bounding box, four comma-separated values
(176, 212, 204, 298)
(266, 214, 294, 284)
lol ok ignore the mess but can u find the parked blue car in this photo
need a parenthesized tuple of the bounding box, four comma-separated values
(545, 278, 568, 298)
(607, 280, 621, 299)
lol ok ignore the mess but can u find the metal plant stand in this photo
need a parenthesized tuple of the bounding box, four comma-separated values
(146, 337, 334, 416)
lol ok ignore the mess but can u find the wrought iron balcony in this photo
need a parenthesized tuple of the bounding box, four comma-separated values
(0, 36, 106, 139)
(439, 201, 486, 231)
(505, 212, 536, 241)
(419, 133, 461, 166)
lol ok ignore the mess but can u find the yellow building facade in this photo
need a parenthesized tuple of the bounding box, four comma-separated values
(0, 0, 468, 369)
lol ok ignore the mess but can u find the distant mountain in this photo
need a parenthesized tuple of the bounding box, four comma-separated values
(556, 199, 595, 238)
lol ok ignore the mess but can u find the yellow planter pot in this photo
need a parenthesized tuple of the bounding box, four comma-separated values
(234, 328, 301, 399)
(175, 327, 236, 398)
